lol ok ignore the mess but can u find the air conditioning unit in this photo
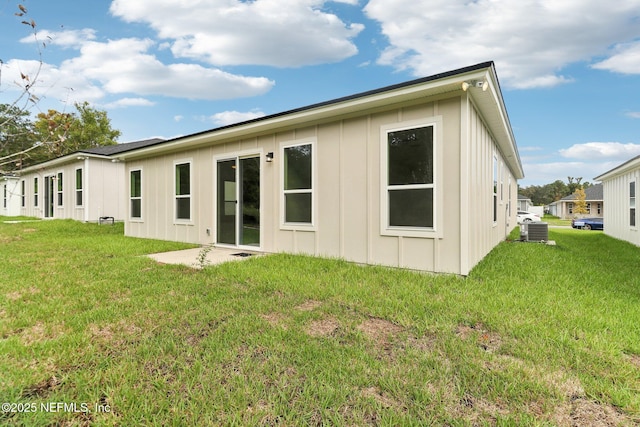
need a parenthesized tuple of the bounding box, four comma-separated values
(520, 222, 548, 242)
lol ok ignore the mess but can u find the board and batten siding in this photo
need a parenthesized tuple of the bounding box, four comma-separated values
(600, 169, 640, 247)
(464, 97, 518, 273)
(18, 158, 125, 221)
(125, 93, 517, 275)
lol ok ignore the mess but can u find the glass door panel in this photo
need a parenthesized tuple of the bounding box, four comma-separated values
(216, 159, 236, 245)
(240, 157, 260, 247)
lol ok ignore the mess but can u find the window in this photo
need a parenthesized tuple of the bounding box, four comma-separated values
(493, 155, 498, 222)
(21, 180, 25, 207)
(568, 203, 573, 215)
(586, 203, 591, 214)
(57, 172, 63, 206)
(130, 170, 142, 219)
(631, 181, 636, 227)
(2, 184, 6, 208)
(597, 203, 601, 215)
(282, 142, 313, 225)
(34, 178, 38, 207)
(175, 162, 191, 221)
(382, 122, 436, 231)
(75, 168, 83, 206)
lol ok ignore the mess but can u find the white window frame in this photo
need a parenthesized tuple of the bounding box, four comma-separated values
(493, 154, 498, 224)
(75, 168, 83, 207)
(280, 139, 316, 231)
(174, 160, 193, 224)
(630, 180, 636, 228)
(130, 168, 143, 221)
(380, 116, 443, 238)
(20, 180, 26, 207)
(34, 177, 39, 207)
(56, 172, 63, 207)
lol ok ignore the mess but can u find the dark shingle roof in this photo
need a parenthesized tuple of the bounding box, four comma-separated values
(560, 183, 603, 201)
(80, 138, 165, 156)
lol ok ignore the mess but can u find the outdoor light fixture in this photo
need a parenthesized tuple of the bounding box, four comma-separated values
(266, 152, 274, 162)
(462, 80, 489, 91)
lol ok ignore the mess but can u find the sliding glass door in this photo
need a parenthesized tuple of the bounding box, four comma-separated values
(216, 156, 260, 248)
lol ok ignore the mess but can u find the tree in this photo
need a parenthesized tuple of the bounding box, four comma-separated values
(572, 187, 588, 216)
(0, 104, 36, 170)
(0, 4, 52, 172)
(28, 102, 121, 166)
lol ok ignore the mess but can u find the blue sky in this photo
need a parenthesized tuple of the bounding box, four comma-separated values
(1, 0, 639, 187)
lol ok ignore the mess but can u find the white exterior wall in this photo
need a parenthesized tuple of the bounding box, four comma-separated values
(18, 158, 126, 221)
(125, 93, 520, 275)
(463, 98, 518, 274)
(601, 168, 640, 247)
(1, 177, 22, 217)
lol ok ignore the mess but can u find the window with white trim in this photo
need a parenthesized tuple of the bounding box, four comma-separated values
(175, 162, 191, 221)
(384, 123, 435, 230)
(34, 177, 38, 207)
(21, 180, 25, 207)
(130, 169, 142, 219)
(56, 172, 63, 206)
(630, 181, 636, 227)
(493, 155, 498, 222)
(282, 142, 313, 225)
(75, 168, 83, 206)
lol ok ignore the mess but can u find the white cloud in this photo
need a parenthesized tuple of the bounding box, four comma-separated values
(103, 97, 156, 108)
(21, 28, 97, 48)
(109, 0, 363, 67)
(592, 41, 640, 74)
(174, 115, 184, 122)
(559, 142, 640, 160)
(626, 112, 640, 119)
(209, 110, 266, 127)
(364, 0, 640, 88)
(2, 35, 275, 104)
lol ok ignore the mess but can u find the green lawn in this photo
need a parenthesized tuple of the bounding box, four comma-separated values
(0, 219, 638, 425)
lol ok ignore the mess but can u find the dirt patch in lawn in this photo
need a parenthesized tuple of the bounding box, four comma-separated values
(552, 397, 631, 427)
(358, 317, 403, 347)
(5, 286, 40, 301)
(306, 317, 341, 337)
(361, 386, 405, 411)
(456, 322, 502, 352)
(295, 300, 322, 312)
(260, 312, 288, 330)
(22, 375, 61, 398)
(87, 320, 142, 347)
(20, 321, 67, 346)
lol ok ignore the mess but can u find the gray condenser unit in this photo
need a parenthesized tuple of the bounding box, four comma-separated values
(520, 222, 548, 242)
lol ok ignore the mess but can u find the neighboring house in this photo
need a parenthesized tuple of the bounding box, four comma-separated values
(113, 62, 524, 275)
(547, 184, 603, 219)
(15, 138, 163, 221)
(1, 175, 22, 217)
(517, 194, 532, 211)
(594, 156, 640, 247)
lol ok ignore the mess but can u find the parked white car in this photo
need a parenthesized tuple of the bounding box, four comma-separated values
(517, 211, 541, 223)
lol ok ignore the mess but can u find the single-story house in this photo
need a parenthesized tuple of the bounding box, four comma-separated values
(15, 139, 163, 221)
(112, 61, 523, 275)
(547, 184, 603, 219)
(594, 156, 640, 246)
(1, 175, 22, 217)
(517, 194, 532, 211)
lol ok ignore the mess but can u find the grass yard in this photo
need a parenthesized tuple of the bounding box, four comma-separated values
(0, 219, 638, 426)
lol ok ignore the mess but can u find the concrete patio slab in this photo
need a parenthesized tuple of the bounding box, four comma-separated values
(146, 246, 262, 268)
